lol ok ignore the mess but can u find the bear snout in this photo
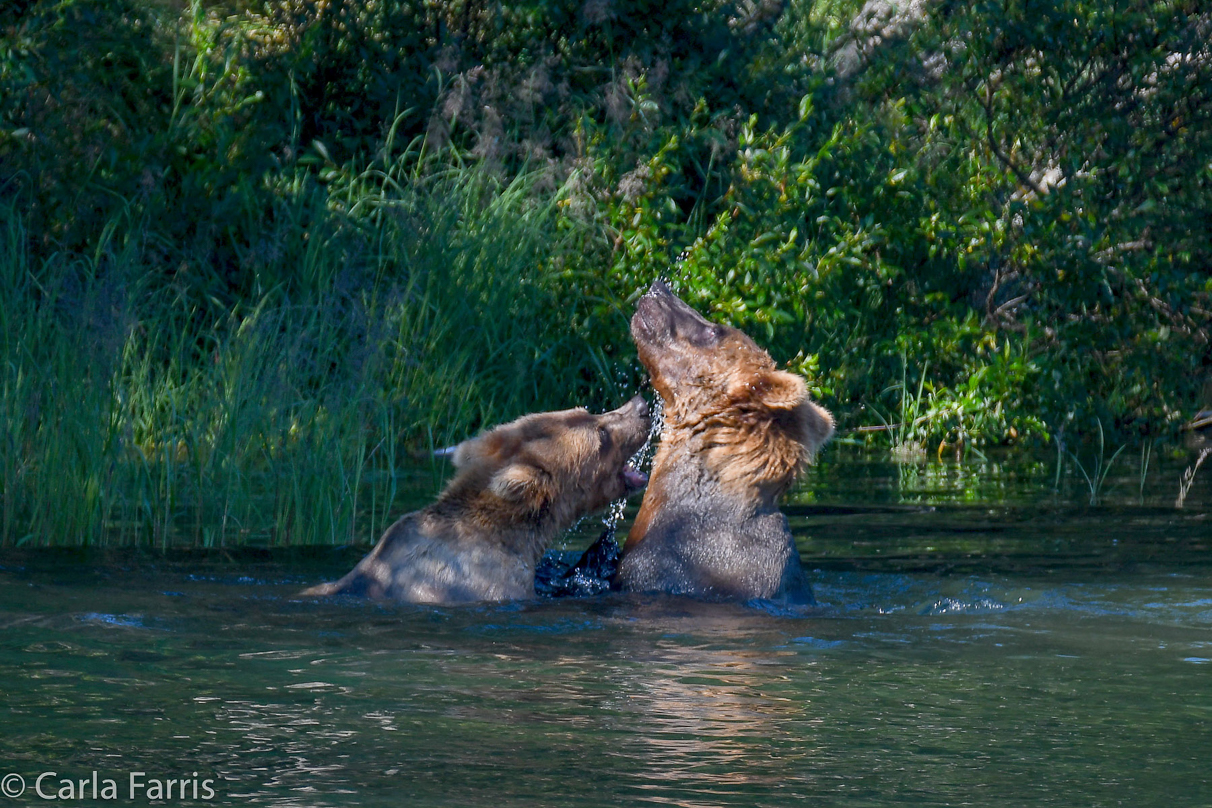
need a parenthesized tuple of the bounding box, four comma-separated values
(625, 394, 649, 420)
(606, 394, 650, 430)
(630, 296, 665, 346)
(647, 279, 674, 297)
(632, 283, 722, 350)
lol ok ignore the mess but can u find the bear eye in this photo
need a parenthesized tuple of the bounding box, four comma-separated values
(598, 426, 612, 453)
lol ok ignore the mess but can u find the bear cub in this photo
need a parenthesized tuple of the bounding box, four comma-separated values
(303, 397, 650, 604)
(615, 281, 833, 603)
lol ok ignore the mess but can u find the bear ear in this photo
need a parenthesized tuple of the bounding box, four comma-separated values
(449, 438, 483, 470)
(450, 431, 511, 470)
(746, 370, 808, 410)
(488, 462, 554, 508)
(795, 399, 835, 459)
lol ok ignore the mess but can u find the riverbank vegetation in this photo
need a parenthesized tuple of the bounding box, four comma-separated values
(2, 0, 1209, 545)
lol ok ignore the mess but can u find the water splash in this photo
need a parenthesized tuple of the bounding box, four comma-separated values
(600, 394, 664, 535)
(920, 597, 1008, 616)
(538, 394, 664, 598)
(631, 395, 664, 472)
(601, 497, 628, 532)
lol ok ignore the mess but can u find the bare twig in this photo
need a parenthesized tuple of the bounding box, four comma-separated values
(980, 85, 1046, 196)
(1176, 448, 1211, 508)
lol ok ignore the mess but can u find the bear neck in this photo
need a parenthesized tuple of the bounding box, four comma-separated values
(669, 402, 806, 501)
(626, 417, 804, 551)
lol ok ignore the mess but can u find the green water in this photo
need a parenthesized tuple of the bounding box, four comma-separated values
(2, 452, 1211, 806)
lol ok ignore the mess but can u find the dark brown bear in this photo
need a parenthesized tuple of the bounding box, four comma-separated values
(615, 282, 833, 603)
(302, 397, 650, 604)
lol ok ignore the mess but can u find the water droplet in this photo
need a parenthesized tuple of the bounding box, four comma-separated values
(600, 396, 663, 533)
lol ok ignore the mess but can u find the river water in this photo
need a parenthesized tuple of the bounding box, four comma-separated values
(1, 451, 1209, 806)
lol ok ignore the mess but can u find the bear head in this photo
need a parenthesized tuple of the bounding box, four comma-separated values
(630, 280, 833, 497)
(444, 396, 651, 527)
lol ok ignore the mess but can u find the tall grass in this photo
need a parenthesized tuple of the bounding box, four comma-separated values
(0, 164, 614, 548)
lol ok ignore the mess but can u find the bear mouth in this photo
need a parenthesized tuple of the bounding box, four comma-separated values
(621, 464, 649, 491)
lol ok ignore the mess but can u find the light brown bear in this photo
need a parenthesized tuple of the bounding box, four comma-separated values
(302, 397, 650, 604)
(615, 281, 833, 603)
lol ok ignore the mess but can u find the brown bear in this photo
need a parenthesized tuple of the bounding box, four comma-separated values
(302, 397, 650, 604)
(614, 281, 833, 603)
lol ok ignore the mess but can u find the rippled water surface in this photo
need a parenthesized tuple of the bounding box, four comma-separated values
(2, 452, 1211, 806)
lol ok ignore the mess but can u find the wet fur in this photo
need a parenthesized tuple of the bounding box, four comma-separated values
(616, 282, 833, 602)
(303, 399, 649, 604)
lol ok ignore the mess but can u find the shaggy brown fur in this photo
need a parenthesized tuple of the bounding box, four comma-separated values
(615, 282, 833, 602)
(302, 397, 650, 604)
